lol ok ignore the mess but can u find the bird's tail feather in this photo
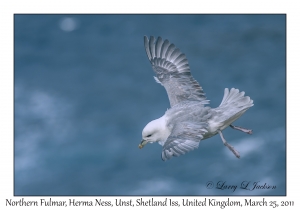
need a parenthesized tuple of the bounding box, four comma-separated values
(219, 88, 253, 109)
(215, 88, 253, 125)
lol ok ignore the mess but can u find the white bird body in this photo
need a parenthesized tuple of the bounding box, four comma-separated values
(139, 36, 253, 161)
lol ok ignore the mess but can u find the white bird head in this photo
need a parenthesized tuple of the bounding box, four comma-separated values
(139, 116, 170, 149)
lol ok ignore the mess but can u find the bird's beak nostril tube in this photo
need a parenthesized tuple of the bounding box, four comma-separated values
(138, 140, 147, 149)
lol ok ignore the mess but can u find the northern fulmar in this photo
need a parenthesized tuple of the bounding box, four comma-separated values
(139, 36, 253, 161)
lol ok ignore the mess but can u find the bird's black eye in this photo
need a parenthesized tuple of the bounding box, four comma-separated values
(146, 134, 152, 137)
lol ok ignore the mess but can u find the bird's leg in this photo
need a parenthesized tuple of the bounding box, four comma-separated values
(230, 124, 252, 135)
(217, 130, 240, 158)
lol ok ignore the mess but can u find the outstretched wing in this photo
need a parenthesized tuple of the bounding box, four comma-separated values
(144, 36, 207, 107)
(161, 121, 208, 161)
(161, 105, 211, 161)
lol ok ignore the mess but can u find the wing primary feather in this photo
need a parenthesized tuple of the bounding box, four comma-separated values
(155, 37, 163, 58)
(169, 48, 181, 62)
(144, 36, 151, 61)
(161, 39, 170, 59)
(173, 53, 186, 65)
(176, 58, 188, 67)
(165, 44, 176, 60)
(149, 36, 156, 59)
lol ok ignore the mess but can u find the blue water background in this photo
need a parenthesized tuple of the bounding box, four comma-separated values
(14, 14, 286, 195)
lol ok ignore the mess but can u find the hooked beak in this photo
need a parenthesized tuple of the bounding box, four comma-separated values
(138, 139, 148, 149)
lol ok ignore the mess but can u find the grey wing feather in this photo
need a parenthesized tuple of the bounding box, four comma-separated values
(161, 122, 208, 161)
(161, 104, 211, 161)
(161, 137, 200, 161)
(144, 36, 208, 107)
